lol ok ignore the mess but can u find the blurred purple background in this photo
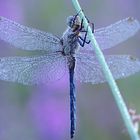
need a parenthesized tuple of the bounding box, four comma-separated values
(0, 0, 140, 140)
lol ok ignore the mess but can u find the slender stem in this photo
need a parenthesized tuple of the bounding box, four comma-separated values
(71, 0, 140, 140)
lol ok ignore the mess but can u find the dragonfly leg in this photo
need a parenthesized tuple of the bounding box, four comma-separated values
(78, 36, 90, 47)
(72, 9, 83, 26)
(79, 22, 94, 33)
(80, 16, 95, 33)
(90, 22, 94, 33)
(78, 36, 90, 44)
(85, 15, 95, 33)
(78, 38, 84, 47)
(78, 26, 91, 47)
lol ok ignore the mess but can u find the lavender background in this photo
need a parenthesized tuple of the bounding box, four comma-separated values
(0, 0, 140, 140)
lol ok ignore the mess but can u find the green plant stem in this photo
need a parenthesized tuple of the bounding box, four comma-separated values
(71, 0, 140, 140)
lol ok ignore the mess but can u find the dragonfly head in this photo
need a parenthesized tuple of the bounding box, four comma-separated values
(67, 15, 81, 29)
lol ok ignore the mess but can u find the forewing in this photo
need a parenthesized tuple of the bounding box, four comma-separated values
(0, 16, 62, 52)
(75, 53, 140, 84)
(80, 17, 140, 51)
(0, 53, 67, 85)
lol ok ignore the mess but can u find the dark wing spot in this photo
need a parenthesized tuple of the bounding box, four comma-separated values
(127, 17, 135, 24)
(129, 56, 138, 61)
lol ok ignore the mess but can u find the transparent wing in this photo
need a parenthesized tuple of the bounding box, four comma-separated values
(75, 53, 140, 84)
(80, 17, 140, 51)
(0, 53, 67, 85)
(0, 16, 62, 52)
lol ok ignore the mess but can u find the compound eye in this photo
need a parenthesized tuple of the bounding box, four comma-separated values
(67, 16, 74, 28)
(70, 20, 75, 27)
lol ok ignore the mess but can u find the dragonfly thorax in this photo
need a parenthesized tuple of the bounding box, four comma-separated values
(61, 27, 80, 56)
(60, 16, 82, 56)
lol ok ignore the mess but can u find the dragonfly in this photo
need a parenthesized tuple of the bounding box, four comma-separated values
(0, 14, 140, 138)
